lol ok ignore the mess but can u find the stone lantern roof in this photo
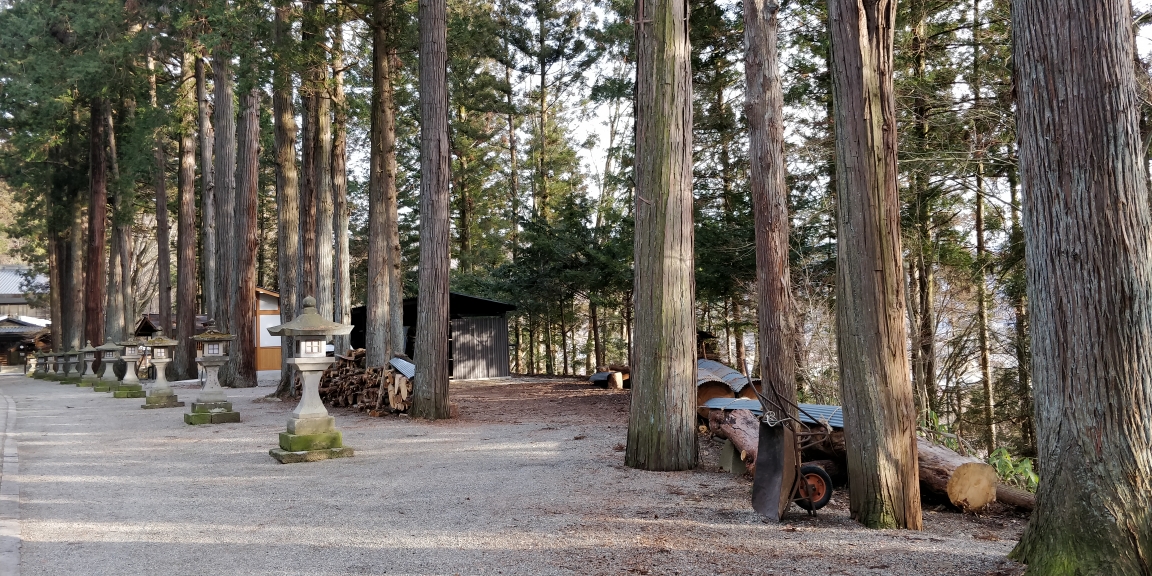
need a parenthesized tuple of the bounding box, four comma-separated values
(80, 341, 97, 354)
(116, 337, 143, 348)
(96, 340, 121, 353)
(144, 334, 179, 348)
(192, 329, 236, 343)
(268, 296, 352, 338)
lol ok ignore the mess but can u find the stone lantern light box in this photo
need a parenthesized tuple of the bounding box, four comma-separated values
(266, 296, 355, 463)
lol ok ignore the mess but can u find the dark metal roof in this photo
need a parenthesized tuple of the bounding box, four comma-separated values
(697, 359, 752, 393)
(700, 398, 845, 429)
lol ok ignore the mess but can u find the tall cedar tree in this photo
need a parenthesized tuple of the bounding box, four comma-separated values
(743, 0, 795, 407)
(1008, 0, 1152, 570)
(625, 0, 697, 471)
(174, 51, 199, 380)
(84, 98, 107, 348)
(828, 0, 922, 529)
(412, 0, 452, 419)
(273, 2, 302, 397)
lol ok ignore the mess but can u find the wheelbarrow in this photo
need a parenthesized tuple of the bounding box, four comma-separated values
(747, 381, 835, 521)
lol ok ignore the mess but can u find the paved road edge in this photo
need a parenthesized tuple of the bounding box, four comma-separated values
(0, 386, 20, 576)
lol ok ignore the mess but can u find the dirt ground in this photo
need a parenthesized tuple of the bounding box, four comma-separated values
(4, 373, 1027, 575)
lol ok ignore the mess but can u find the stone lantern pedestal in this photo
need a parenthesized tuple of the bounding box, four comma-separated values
(45, 353, 61, 381)
(113, 340, 146, 399)
(30, 354, 43, 379)
(267, 296, 354, 463)
(61, 348, 81, 383)
(142, 334, 184, 409)
(94, 341, 121, 392)
(185, 329, 240, 425)
(79, 342, 99, 386)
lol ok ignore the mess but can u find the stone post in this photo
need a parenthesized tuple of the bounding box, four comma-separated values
(79, 342, 99, 386)
(113, 339, 145, 398)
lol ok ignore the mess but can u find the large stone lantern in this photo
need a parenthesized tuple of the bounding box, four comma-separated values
(42, 353, 55, 380)
(48, 352, 64, 380)
(185, 325, 240, 425)
(62, 347, 80, 381)
(94, 340, 121, 391)
(79, 341, 99, 386)
(142, 333, 184, 409)
(266, 295, 354, 463)
(113, 339, 146, 398)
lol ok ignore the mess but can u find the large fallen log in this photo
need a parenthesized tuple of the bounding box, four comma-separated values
(706, 408, 1006, 511)
(916, 437, 999, 511)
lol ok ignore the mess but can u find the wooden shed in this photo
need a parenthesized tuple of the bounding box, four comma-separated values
(254, 288, 283, 371)
(350, 292, 516, 380)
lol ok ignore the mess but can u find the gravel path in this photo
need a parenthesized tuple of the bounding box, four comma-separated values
(0, 373, 1025, 575)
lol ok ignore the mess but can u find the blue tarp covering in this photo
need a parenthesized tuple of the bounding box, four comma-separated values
(701, 397, 844, 430)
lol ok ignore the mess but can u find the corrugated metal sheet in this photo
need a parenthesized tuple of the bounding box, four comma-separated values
(450, 317, 510, 379)
(697, 359, 751, 393)
(0, 267, 45, 296)
(701, 398, 845, 429)
(390, 357, 415, 379)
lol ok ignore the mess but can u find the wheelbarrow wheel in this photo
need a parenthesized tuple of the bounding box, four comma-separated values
(795, 465, 833, 511)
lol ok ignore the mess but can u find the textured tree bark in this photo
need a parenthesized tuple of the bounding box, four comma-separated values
(314, 44, 335, 325)
(106, 107, 134, 333)
(85, 98, 107, 348)
(273, 4, 301, 398)
(367, 0, 402, 368)
(300, 0, 321, 300)
(174, 51, 199, 381)
(744, 0, 795, 410)
(827, 0, 922, 530)
(49, 232, 63, 350)
(104, 224, 124, 344)
(971, 0, 995, 452)
(212, 47, 236, 340)
(732, 298, 747, 375)
(149, 49, 172, 340)
(1009, 0, 1152, 571)
(625, 0, 697, 471)
(411, 0, 452, 420)
(196, 56, 217, 321)
(226, 86, 260, 389)
(332, 13, 352, 356)
(65, 204, 85, 349)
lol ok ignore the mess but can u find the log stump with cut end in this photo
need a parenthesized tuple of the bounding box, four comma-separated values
(917, 438, 998, 511)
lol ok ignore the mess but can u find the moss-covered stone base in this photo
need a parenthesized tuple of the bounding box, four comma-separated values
(141, 394, 184, 409)
(60, 377, 81, 384)
(184, 402, 240, 424)
(113, 389, 146, 399)
(279, 431, 343, 452)
(269, 446, 354, 464)
(112, 383, 143, 392)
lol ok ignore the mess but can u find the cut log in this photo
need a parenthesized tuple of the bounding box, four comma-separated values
(716, 409, 761, 474)
(803, 458, 842, 479)
(995, 482, 1036, 511)
(917, 437, 998, 511)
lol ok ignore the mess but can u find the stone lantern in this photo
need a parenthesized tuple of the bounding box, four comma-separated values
(185, 325, 240, 425)
(94, 340, 122, 391)
(114, 338, 146, 398)
(29, 353, 42, 378)
(47, 352, 62, 380)
(266, 295, 354, 463)
(62, 347, 80, 381)
(79, 341, 99, 386)
(142, 333, 183, 409)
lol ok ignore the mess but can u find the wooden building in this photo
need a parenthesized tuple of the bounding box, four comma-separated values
(134, 287, 283, 371)
(350, 292, 516, 380)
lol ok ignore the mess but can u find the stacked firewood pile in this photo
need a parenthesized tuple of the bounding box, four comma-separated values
(304, 349, 413, 416)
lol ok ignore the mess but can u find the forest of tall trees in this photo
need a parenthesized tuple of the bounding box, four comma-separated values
(2, 0, 1152, 570)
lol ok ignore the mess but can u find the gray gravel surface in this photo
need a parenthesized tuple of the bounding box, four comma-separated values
(0, 373, 1025, 575)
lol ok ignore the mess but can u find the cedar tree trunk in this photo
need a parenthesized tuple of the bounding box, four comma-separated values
(1009, 0, 1152, 571)
(827, 0, 922, 530)
(625, 0, 697, 471)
